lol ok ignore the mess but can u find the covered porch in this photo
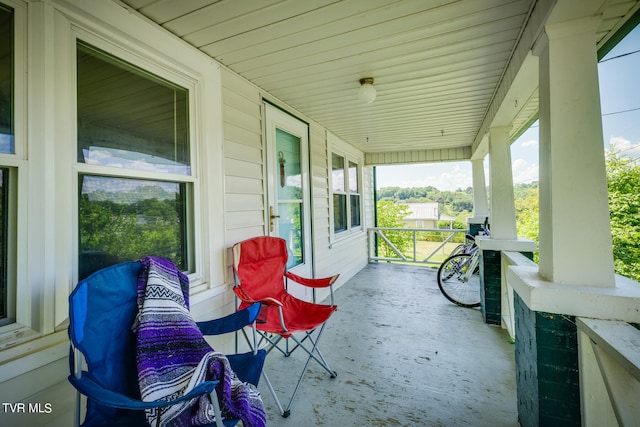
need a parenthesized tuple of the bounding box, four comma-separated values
(2, 263, 519, 426)
(1, 1, 640, 426)
(5, 259, 639, 426)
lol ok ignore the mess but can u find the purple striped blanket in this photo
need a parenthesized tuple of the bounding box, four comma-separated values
(132, 256, 266, 427)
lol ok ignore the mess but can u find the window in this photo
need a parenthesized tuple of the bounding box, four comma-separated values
(332, 153, 347, 232)
(0, 3, 13, 326)
(331, 152, 361, 234)
(349, 160, 361, 228)
(0, 169, 7, 323)
(0, 3, 12, 155)
(76, 41, 193, 279)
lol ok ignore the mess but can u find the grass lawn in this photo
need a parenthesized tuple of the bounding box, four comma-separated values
(417, 240, 460, 263)
(378, 239, 462, 265)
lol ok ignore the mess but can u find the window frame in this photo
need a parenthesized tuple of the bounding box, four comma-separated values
(327, 132, 364, 243)
(331, 151, 348, 234)
(0, 0, 225, 376)
(64, 23, 209, 293)
(348, 159, 362, 229)
(0, 0, 26, 332)
(73, 36, 199, 280)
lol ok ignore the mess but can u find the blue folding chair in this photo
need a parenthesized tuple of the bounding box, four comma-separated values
(68, 261, 266, 427)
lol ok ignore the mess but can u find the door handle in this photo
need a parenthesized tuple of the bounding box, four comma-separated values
(269, 206, 280, 232)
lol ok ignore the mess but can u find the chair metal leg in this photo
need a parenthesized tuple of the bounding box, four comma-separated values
(289, 324, 336, 377)
(284, 343, 314, 414)
(245, 320, 336, 417)
(74, 389, 81, 427)
(261, 371, 290, 418)
(283, 323, 336, 413)
(240, 326, 290, 417)
(311, 345, 336, 378)
(259, 333, 285, 357)
(73, 348, 83, 427)
(210, 390, 225, 427)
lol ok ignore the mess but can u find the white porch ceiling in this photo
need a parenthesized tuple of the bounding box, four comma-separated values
(118, 0, 640, 158)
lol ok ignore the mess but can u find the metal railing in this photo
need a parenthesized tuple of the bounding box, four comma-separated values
(368, 227, 467, 266)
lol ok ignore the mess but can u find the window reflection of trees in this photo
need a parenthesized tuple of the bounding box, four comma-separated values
(0, 5, 13, 155)
(78, 176, 187, 279)
(279, 202, 303, 268)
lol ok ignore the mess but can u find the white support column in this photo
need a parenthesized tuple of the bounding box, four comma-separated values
(535, 16, 615, 287)
(488, 126, 517, 240)
(471, 158, 489, 221)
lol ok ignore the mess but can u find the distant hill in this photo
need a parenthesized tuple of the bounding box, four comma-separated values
(377, 182, 539, 218)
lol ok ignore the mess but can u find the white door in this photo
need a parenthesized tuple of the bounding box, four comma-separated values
(264, 104, 313, 296)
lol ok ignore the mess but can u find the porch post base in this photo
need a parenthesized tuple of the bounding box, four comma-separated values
(507, 265, 640, 426)
(476, 238, 536, 325)
(466, 216, 488, 237)
(514, 293, 581, 427)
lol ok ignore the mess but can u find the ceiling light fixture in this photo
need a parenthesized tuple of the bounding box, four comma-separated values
(358, 77, 376, 104)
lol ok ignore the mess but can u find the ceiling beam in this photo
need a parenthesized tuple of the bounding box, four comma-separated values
(470, 0, 554, 159)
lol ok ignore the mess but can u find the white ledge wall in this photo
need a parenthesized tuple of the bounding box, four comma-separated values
(508, 266, 640, 323)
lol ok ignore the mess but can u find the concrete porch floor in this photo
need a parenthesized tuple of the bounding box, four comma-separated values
(261, 263, 518, 426)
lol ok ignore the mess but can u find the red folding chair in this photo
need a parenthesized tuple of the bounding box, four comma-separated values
(232, 236, 339, 417)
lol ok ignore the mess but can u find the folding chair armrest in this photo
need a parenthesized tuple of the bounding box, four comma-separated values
(285, 272, 338, 307)
(68, 372, 218, 410)
(233, 287, 283, 307)
(256, 296, 283, 307)
(285, 271, 339, 288)
(197, 302, 262, 335)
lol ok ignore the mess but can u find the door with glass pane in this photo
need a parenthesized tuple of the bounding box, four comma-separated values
(264, 104, 312, 286)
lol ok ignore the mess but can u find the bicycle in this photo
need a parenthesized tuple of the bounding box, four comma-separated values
(437, 219, 489, 308)
(447, 233, 477, 257)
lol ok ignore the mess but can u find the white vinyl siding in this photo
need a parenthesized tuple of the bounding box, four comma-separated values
(221, 69, 265, 250)
(310, 122, 331, 246)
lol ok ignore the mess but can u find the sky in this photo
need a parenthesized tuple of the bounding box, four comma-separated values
(377, 24, 640, 191)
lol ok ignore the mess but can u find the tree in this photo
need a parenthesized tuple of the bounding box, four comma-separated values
(606, 148, 640, 282)
(510, 149, 640, 281)
(376, 201, 412, 258)
(514, 187, 539, 262)
(376, 185, 473, 214)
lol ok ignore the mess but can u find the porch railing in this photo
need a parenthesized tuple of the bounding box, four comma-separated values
(501, 250, 640, 426)
(367, 227, 466, 266)
(577, 317, 640, 426)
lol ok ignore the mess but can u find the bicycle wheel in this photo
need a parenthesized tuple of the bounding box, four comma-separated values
(437, 253, 481, 308)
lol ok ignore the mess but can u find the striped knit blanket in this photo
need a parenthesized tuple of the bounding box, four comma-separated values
(132, 256, 266, 427)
